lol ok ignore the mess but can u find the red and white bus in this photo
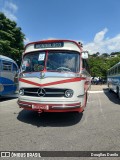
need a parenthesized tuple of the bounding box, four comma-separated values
(17, 40, 91, 113)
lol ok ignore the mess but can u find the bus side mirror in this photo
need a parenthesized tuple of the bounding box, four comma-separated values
(81, 51, 89, 59)
(21, 64, 26, 72)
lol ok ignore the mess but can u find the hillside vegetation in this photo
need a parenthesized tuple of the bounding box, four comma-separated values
(88, 54, 120, 78)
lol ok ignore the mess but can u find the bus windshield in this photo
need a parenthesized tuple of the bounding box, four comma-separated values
(21, 51, 80, 73)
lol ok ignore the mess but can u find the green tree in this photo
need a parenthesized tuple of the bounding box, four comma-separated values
(0, 12, 25, 66)
(88, 56, 120, 79)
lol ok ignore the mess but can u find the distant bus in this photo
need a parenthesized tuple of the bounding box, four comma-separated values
(0, 55, 19, 96)
(107, 62, 120, 98)
(18, 39, 91, 113)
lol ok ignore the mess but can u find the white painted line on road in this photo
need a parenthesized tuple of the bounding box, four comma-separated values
(89, 91, 104, 93)
(88, 90, 108, 93)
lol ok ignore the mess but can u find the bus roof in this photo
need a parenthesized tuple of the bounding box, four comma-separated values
(108, 62, 120, 71)
(0, 55, 18, 65)
(23, 39, 83, 55)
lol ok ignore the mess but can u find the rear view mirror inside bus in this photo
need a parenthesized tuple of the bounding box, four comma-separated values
(81, 51, 88, 59)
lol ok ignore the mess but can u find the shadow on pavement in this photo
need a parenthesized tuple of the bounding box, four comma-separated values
(103, 89, 120, 105)
(0, 96, 17, 102)
(17, 110, 83, 127)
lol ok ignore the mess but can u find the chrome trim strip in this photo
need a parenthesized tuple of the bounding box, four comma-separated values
(21, 72, 80, 78)
(18, 98, 78, 103)
(46, 92, 64, 94)
(24, 91, 64, 94)
(24, 91, 38, 94)
(51, 106, 80, 109)
(77, 94, 85, 97)
(24, 91, 64, 95)
(18, 102, 32, 108)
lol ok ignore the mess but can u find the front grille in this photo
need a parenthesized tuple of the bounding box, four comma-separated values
(22, 87, 67, 97)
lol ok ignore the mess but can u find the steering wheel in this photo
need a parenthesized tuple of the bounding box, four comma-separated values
(56, 67, 71, 72)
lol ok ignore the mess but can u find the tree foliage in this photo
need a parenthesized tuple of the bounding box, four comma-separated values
(88, 55, 120, 78)
(0, 12, 25, 66)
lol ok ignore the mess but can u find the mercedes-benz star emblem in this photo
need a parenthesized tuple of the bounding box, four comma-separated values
(40, 72, 45, 79)
(37, 88, 46, 97)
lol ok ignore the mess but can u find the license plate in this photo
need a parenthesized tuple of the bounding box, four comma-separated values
(32, 104, 49, 110)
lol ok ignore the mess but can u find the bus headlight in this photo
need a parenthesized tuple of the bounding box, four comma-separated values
(0, 84, 4, 92)
(65, 89, 73, 98)
(19, 89, 24, 96)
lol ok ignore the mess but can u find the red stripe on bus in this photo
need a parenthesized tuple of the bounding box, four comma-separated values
(19, 77, 85, 87)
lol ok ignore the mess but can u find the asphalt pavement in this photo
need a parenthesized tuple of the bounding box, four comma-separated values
(0, 85, 120, 160)
(91, 84, 107, 90)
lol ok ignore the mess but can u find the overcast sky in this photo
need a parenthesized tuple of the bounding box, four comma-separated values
(0, 0, 120, 54)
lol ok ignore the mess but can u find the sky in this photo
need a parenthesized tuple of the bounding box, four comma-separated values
(0, 0, 120, 54)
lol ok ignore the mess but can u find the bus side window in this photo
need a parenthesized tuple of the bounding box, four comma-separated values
(0, 60, 1, 71)
(82, 59, 90, 73)
(118, 65, 120, 74)
(109, 70, 111, 75)
(113, 69, 114, 75)
(83, 59, 86, 69)
(111, 69, 113, 75)
(13, 63, 18, 72)
(115, 67, 117, 74)
(2, 61, 12, 71)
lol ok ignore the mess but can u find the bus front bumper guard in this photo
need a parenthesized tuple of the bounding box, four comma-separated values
(17, 100, 81, 110)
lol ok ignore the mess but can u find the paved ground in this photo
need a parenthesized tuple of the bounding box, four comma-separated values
(90, 84, 108, 91)
(0, 86, 120, 160)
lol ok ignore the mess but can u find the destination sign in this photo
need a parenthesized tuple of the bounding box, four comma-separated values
(34, 42, 64, 49)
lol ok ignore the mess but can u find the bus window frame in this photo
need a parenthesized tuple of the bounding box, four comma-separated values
(2, 60, 12, 72)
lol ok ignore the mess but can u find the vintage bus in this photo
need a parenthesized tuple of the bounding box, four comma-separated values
(0, 55, 19, 96)
(17, 40, 91, 113)
(107, 62, 120, 98)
